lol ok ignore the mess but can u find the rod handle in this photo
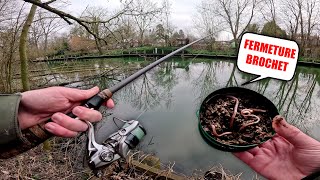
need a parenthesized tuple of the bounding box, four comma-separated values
(15, 94, 109, 157)
(63, 94, 106, 119)
(46, 94, 106, 124)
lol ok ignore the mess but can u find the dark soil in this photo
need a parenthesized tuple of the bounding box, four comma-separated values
(200, 94, 274, 146)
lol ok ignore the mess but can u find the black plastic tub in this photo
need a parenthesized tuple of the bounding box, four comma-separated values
(198, 87, 279, 152)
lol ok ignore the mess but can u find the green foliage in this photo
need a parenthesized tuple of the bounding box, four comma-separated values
(187, 48, 237, 56)
(47, 46, 320, 63)
(46, 40, 70, 58)
(246, 24, 259, 33)
(54, 41, 70, 56)
(261, 20, 287, 38)
(171, 32, 180, 39)
(155, 24, 165, 40)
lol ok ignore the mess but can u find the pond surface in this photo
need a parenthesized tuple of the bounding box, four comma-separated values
(46, 57, 320, 178)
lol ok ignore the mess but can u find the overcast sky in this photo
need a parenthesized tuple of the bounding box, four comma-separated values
(63, 0, 230, 40)
(68, 0, 196, 29)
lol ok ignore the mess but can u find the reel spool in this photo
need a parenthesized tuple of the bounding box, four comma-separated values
(87, 116, 146, 170)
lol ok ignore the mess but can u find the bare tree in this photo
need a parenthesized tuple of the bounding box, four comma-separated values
(23, 0, 135, 48)
(24, 0, 168, 53)
(29, 9, 63, 57)
(305, 0, 319, 48)
(0, 0, 15, 24)
(114, 16, 136, 48)
(261, 0, 277, 22)
(0, 1, 26, 92)
(29, 19, 43, 50)
(131, 0, 163, 46)
(298, 0, 305, 53)
(281, 0, 320, 55)
(194, 1, 224, 50)
(202, 0, 260, 47)
(281, 0, 301, 40)
(161, 0, 173, 46)
(80, 7, 110, 54)
(195, 2, 221, 36)
(37, 10, 63, 52)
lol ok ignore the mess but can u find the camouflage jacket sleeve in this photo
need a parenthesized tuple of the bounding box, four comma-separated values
(0, 94, 50, 159)
(0, 94, 24, 158)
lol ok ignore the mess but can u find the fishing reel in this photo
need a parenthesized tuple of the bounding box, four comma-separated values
(86, 118, 146, 169)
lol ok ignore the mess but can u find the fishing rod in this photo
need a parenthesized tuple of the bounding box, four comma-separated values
(21, 36, 208, 155)
(65, 37, 206, 117)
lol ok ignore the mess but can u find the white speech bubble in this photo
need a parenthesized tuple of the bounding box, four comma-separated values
(238, 33, 299, 85)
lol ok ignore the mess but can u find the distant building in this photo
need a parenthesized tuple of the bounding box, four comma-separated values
(190, 38, 235, 51)
(68, 36, 96, 52)
(171, 38, 190, 47)
(152, 39, 166, 47)
(118, 38, 139, 49)
(294, 34, 320, 57)
(215, 40, 234, 48)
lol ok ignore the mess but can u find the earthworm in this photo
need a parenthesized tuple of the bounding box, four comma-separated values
(210, 123, 232, 137)
(241, 108, 266, 116)
(241, 109, 252, 116)
(239, 114, 260, 131)
(250, 108, 267, 113)
(226, 95, 239, 129)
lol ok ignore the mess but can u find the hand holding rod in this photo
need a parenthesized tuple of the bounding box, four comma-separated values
(22, 37, 207, 145)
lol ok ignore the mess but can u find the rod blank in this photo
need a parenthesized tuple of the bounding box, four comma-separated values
(108, 37, 206, 93)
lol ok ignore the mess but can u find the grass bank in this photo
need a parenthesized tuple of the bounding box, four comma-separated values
(47, 46, 320, 63)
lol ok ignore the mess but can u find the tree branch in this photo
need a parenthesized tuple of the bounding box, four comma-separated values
(43, 0, 57, 5)
(23, 0, 108, 44)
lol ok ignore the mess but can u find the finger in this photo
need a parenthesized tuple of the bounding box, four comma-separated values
(272, 115, 319, 147)
(45, 122, 78, 138)
(247, 146, 260, 156)
(103, 99, 115, 109)
(272, 135, 293, 155)
(259, 139, 276, 153)
(233, 151, 254, 165)
(51, 112, 88, 132)
(62, 86, 100, 102)
(272, 134, 291, 146)
(72, 106, 102, 122)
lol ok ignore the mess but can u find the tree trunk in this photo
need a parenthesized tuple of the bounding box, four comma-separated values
(298, 2, 305, 56)
(139, 31, 144, 46)
(19, 1, 52, 152)
(19, 3, 38, 91)
(94, 38, 103, 55)
(44, 35, 48, 52)
(233, 33, 238, 48)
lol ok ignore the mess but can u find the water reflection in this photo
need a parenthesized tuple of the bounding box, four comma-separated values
(45, 58, 320, 178)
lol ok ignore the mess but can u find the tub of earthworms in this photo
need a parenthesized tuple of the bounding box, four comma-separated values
(198, 87, 279, 152)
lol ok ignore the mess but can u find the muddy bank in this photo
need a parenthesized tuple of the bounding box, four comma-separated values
(0, 136, 245, 180)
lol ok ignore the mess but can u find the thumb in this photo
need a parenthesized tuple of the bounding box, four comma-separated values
(272, 115, 319, 147)
(63, 86, 100, 102)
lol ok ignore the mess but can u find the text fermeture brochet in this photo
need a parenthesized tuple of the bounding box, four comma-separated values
(243, 39, 296, 71)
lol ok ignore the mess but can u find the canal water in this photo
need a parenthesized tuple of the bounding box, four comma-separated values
(47, 57, 320, 178)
